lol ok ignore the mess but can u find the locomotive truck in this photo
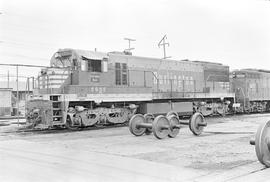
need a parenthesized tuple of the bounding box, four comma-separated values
(26, 48, 235, 129)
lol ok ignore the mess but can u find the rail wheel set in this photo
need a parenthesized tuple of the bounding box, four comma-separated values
(129, 112, 207, 139)
(129, 111, 270, 168)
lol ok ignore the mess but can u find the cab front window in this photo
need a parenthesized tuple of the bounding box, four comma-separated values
(51, 50, 72, 68)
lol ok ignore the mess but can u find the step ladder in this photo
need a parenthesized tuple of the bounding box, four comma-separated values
(50, 95, 63, 123)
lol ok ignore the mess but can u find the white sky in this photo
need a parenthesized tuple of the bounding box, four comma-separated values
(0, 0, 270, 79)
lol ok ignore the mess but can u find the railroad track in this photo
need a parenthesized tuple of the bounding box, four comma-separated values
(2, 112, 270, 135)
(1, 122, 128, 135)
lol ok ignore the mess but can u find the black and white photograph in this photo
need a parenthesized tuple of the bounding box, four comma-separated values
(0, 0, 270, 181)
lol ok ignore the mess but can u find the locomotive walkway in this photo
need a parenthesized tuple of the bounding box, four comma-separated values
(0, 114, 270, 182)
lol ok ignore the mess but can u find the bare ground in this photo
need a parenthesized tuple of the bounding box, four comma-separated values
(0, 113, 270, 181)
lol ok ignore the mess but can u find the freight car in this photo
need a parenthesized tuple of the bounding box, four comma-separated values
(26, 49, 234, 129)
(231, 69, 270, 113)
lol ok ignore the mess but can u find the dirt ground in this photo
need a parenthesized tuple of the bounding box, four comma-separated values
(0, 114, 270, 182)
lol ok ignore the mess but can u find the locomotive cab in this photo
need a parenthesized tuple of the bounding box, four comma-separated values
(48, 49, 109, 88)
(51, 49, 108, 73)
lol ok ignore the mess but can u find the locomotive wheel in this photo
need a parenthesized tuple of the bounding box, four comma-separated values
(217, 104, 226, 116)
(167, 115, 180, 138)
(129, 114, 146, 136)
(253, 120, 270, 167)
(65, 116, 81, 130)
(189, 112, 206, 136)
(166, 111, 179, 119)
(106, 109, 129, 124)
(144, 113, 154, 135)
(81, 112, 99, 126)
(152, 115, 170, 139)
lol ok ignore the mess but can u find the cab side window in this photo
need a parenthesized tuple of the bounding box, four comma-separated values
(81, 56, 102, 72)
(88, 59, 101, 72)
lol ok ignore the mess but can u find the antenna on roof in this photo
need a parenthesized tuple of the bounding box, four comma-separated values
(124, 38, 136, 54)
(158, 35, 171, 59)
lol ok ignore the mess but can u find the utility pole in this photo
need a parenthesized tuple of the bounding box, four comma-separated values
(158, 35, 171, 59)
(124, 38, 136, 53)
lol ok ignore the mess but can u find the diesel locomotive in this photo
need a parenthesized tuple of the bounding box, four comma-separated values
(231, 69, 270, 113)
(26, 48, 235, 129)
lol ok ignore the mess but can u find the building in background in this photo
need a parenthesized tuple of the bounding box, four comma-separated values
(0, 81, 33, 116)
(0, 88, 12, 116)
